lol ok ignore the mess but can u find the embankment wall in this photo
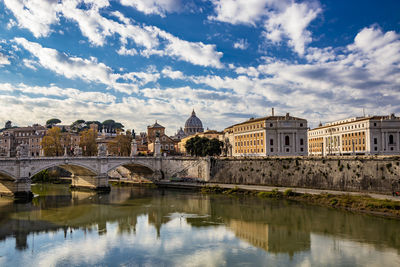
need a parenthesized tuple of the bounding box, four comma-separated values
(209, 156, 400, 194)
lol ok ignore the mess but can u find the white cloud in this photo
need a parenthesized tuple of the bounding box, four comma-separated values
(162, 67, 185, 80)
(263, 2, 321, 55)
(209, 0, 320, 56)
(13, 37, 152, 94)
(0, 53, 11, 66)
(209, 0, 271, 25)
(3, 0, 60, 38)
(233, 39, 249, 50)
(117, 46, 138, 56)
(0, 83, 116, 103)
(148, 27, 224, 68)
(4, 0, 223, 68)
(305, 47, 336, 63)
(6, 19, 17, 29)
(119, 0, 181, 17)
(350, 26, 400, 53)
(22, 58, 38, 70)
(14, 37, 112, 83)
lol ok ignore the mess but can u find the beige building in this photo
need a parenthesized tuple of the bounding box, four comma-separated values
(0, 125, 46, 157)
(147, 121, 176, 155)
(231, 110, 308, 157)
(308, 114, 400, 156)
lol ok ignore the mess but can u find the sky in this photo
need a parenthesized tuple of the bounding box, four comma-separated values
(0, 0, 399, 135)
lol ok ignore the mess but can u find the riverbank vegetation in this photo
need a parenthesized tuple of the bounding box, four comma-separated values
(31, 168, 71, 184)
(201, 185, 400, 218)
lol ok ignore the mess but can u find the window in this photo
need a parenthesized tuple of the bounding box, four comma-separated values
(374, 147, 377, 151)
(270, 148, 273, 152)
(300, 123, 303, 127)
(300, 148, 304, 152)
(374, 123, 377, 126)
(285, 136, 290, 146)
(374, 138, 377, 145)
(270, 139, 273, 146)
(286, 148, 289, 152)
(389, 134, 394, 144)
(270, 123, 273, 127)
(300, 138, 304, 146)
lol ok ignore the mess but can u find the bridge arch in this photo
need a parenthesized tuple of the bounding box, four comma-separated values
(106, 160, 157, 180)
(28, 161, 98, 179)
(0, 170, 17, 181)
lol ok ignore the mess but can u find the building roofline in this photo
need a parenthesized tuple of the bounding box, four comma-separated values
(309, 115, 400, 131)
(227, 114, 306, 129)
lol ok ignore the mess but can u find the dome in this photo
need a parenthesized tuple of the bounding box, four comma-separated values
(184, 110, 204, 135)
(185, 110, 203, 128)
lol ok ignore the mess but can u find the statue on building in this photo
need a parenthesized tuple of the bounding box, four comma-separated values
(130, 138, 137, 157)
(74, 146, 83, 156)
(16, 144, 29, 158)
(97, 143, 107, 157)
(132, 129, 136, 139)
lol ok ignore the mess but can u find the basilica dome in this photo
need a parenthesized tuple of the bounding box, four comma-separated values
(184, 110, 204, 135)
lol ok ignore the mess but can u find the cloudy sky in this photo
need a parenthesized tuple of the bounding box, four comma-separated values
(0, 0, 399, 134)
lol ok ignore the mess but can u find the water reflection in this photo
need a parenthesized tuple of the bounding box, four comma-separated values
(0, 184, 399, 266)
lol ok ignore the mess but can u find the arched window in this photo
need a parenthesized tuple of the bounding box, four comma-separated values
(389, 134, 394, 144)
(285, 136, 290, 146)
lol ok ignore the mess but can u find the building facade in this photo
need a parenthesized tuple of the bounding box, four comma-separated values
(308, 114, 400, 156)
(231, 112, 308, 157)
(147, 121, 176, 155)
(0, 125, 46, 157)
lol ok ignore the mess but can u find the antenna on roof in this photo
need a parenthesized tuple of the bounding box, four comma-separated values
(363, 108, 365, 117)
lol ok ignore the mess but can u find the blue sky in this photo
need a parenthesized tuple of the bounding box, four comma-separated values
(0, 0, 399, 134)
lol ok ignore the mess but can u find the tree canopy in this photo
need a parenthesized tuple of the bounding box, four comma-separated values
(102, 119, 124, 133)
(46, 118, 61, 127)
(79, 129, 98, 156)
(4, 120, 11, 129)
(70, 119, 87, 132)
(108, 134, 132, 156)
(41, 127, 63, 156)
(185, 136, 223, 157)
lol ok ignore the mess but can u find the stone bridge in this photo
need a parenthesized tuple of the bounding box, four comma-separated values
(0, 156, 210, 199)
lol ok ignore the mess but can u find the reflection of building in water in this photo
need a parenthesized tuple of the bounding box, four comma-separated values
(98, 222, 107, 235)
(117, 216, 138, 235)
(229, 220, 310, 256)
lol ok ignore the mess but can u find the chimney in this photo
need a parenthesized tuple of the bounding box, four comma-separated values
(271, 108, 274, 116)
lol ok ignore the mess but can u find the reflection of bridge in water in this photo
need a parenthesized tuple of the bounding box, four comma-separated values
(1, 186, 400, 256)
(0, 156, 210, 198)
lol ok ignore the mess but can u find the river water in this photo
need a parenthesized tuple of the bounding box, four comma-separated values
(0, 184, 400, 266)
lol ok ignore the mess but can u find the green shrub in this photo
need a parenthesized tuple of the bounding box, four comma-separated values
(283, 189, 296, 196)
(31, 170, 50, 183)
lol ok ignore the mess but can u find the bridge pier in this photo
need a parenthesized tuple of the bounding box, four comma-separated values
(70, 174, 111, 192)
(0, 178, 33, 200)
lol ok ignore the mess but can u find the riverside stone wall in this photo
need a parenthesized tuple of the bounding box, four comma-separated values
(209, 156, 400, 194)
